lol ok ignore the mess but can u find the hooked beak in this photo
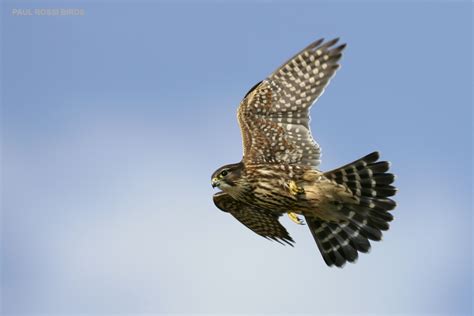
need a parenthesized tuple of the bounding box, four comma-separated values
(211, 177, 219, 188)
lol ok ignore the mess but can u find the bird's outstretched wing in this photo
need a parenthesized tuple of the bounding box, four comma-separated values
(238, 38, 345, 167)
(213, 192, 294, 245)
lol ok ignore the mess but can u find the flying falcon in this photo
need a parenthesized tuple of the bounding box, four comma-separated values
(211, 38, 397, 267)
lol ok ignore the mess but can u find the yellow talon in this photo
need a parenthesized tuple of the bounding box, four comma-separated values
(289, 180, 305, 195)
(288, 212, 305, 225)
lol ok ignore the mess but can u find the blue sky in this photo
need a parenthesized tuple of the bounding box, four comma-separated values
(1, 0, 472, 315)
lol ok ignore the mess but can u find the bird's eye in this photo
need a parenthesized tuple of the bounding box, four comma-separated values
(220, 170, 228, 177)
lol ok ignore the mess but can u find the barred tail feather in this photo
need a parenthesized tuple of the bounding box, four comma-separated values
(307, 151, 397, 267)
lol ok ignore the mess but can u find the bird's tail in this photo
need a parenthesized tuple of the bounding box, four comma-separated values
(305, 151, 397, 267)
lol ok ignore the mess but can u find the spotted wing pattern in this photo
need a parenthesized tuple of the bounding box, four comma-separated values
(213, 192, 294, 245)
(238, 38, 346, 167)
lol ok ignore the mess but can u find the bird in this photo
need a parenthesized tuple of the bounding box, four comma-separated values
(211, 38, 397, 267)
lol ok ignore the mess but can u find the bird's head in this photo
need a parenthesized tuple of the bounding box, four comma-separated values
(211, 162, 243, 192)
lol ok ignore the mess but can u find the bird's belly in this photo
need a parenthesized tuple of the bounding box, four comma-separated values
(245, 181, 348, 220)
(236, 167, 332, 215)
(242, 182, 298, 214)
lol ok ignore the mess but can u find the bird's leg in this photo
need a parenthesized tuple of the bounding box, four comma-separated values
(288, 180, 305, 224)
(288, 212, 305, 225)
(289, 180, 305, 195)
